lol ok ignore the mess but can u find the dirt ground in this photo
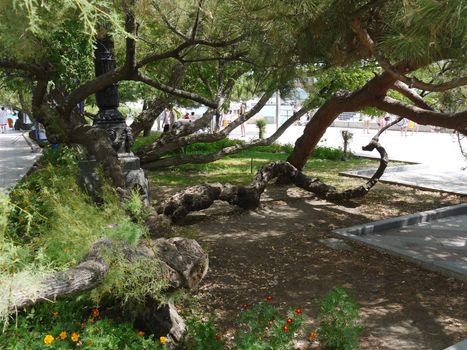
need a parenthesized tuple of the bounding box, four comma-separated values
(156, 184, 467, 350)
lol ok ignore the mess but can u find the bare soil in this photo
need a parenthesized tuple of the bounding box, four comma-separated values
(155, 183, 467, 350)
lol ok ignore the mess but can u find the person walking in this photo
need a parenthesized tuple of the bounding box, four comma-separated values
(398, 118, 408, 136)
(239, 102, 247, 137)
(0, 107, 7, 133)
(362, 114, 371, 134)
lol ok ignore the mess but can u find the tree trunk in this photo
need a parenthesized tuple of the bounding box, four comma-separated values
(287, 71, 398, 170)
(4, 237, 208, 314)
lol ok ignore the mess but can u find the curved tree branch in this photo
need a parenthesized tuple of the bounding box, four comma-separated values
(142, 106, 309, 169)
(371, 96, 467, 130)
(391, 81, 434, 110)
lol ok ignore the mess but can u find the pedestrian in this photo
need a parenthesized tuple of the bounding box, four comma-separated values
(239, 102, 247, 137)
(0, 107, 7, 133)
(398, 118, 408, 136)
(362, 114, 371, 134)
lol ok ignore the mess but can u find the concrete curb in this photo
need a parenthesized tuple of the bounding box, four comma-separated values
(333, 203, 467, 282)
(334, 203, 467, 236)
(443, 339, 467, 350)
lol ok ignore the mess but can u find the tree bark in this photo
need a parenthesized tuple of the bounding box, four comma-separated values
(4, 237, 208, 314)
(157, 138, 388, 222)
(287, 71, 399, 170)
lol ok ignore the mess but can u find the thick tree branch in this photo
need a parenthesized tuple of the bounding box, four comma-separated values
(352, 20, 466, 92)
(371, 96, 467, 130)
(0, 60, 46, 78)
(391, 81, 434, 110)
(141, 106, 309, 169)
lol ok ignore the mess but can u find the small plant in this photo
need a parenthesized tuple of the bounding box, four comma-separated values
(185, 318, 224, 350)
(235, 296, 303, 350)
(317, 287, 363, 350)
(255, 118, 267, 139)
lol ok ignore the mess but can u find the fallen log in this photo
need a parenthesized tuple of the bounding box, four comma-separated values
(4, 236, 208, 314)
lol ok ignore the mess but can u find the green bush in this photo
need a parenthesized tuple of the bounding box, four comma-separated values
(318, 287, 363, 350)
(185, 318, 224, 350)
(184, 296, 304, 350)
(311, 146, 344, 160)
(0, 298, 169, 349)
(184, 138, 243, 154)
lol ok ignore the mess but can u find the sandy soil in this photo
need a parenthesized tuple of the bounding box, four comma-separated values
(156, 184, 467, 349)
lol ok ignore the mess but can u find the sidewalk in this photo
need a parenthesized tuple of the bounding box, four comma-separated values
(228, 123, 467, 195)
(0, 131, 41, 191)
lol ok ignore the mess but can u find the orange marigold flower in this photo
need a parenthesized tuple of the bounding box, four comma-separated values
(91, 308, 99, 318)
(242, 303, 249, 310)
(265, 295, 273, 302)
(308, 330, 318, 342)
(295, 308, 302, 314)
(138, 331, 145, 337)
(58, 331, 67, 340)
(71, 332, 80, 343)
(286, 318, 293, 324)
(44, 335, 54, 346)
(282, 325, 289, 332)
(160, 336, 168, 344)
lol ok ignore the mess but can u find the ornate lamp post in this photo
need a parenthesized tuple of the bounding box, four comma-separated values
(80, 34, 149, 203)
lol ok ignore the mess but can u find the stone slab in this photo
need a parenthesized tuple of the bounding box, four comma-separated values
(334, 204, 467, 282)
(444, 339, 467, 350)
(341, 164, 467, 196)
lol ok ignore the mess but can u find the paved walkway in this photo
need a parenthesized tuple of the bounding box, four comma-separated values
(228, 124, 467, 195)
(0, 131, 41, 191)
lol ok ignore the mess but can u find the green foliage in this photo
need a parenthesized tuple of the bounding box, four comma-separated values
(255, 118, 267, 139)
(91, 249, 167, 307)
(123, 189, 148, 224)
(235, 300, 303, 350)
(185, 318, 224, 350)
(131, 131, 162, 153)
(311, 146, 343, 161)
(0, 297, 167, 349)
(318, 287, 363, 350)
(184, 298, 304, 350)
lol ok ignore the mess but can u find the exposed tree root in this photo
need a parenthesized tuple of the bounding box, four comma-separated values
(157, 139, 388, 222)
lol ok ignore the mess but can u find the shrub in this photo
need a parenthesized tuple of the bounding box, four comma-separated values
(311, 146, 344, 160)
(317, 287, 363, 350)
(185, 318, 224, 350)
(0, 297, 169, 349)
(255, 118, 267, 139)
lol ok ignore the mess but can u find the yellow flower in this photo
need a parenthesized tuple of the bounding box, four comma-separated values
(71, 332, 80, 343)
(58, 331, 68, 340)
(160, 336, 168, 344)
(43, 335, 54, 346)
(52, 311, 59, 317)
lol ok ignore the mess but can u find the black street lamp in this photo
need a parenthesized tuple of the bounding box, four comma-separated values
(80, 34, 148, 203)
